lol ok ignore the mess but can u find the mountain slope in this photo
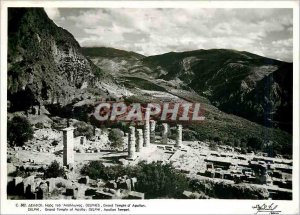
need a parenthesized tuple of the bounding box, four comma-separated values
(84, 47, 292, 132)
(7, 8, 103, 111)
(82, 47, 145, 76)
(140, 49, 293, 132)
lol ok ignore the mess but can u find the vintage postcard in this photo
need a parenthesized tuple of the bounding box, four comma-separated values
(0, 0, 299, 214)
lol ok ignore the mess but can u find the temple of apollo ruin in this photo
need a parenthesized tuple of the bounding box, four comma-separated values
(60, 120, 183, 165)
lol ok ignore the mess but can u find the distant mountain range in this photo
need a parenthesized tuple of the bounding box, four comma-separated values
(84, 48, 292, 133)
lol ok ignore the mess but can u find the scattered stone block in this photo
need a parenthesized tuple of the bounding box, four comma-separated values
(46, 178, 56, 193)
(182, 191, 202, 199)
(37, 183, 48, 199)
(125, 179, 132, 191)
(23, 176, 35, 194)
(78, 176, 89, 185)
(85, 188, 97, 196)
(131, 177, 137, 191)
(180, 169, 190, 174)
(13, 177, 23, 188)
(127, 191, 144, 199)
(97, 179, 106, 188)
(67, 163, 74, 171)
(80, 136, 86, 145)
(107, 180, 117, 189)
(93, 191, 114, 199)
(65, 188, 73, 196)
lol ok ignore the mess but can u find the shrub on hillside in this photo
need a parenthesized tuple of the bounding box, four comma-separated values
(80, 161, 130, 181)
(246, 136, 263, 152)
(108, 128, 124, 149)
(44, 160, 65, 179)
(80, 161, 189, 199)
(73, 121, 94, 140)
(133, 161, 189, 199)
(7, 116, 33, 146)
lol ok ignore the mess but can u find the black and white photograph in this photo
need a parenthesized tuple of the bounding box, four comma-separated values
(1, 1, 299, 214)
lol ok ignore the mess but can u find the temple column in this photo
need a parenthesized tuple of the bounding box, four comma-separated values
(162, 123, 168, 144)
(175, 124, 182, 147)
(136, 129, 143, 152)
(62, 127, 75, 167)
(128, 126, 136, 160)
(150, 120, 156, 144)
(143, 108, 150, 147)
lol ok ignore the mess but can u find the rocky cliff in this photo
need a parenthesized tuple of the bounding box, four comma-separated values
(7, 8, 103, 111)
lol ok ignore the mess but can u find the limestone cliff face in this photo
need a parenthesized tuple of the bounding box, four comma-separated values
(7, 8, 102, 110)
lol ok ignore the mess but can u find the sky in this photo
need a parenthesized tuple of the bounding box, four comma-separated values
(45, 8, 293, 62)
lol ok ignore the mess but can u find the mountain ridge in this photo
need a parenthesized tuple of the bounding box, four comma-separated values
(85, 47, 292, 133)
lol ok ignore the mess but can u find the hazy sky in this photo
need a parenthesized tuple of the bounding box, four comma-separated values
(45, 8, 293, 62)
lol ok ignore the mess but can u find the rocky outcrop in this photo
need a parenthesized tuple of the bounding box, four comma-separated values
(8, 8, 103, 111)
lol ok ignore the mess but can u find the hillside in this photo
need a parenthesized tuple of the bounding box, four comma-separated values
(7, 8, 105, 111)
(139, 49, 293, 133)
(85, 48, 292, 132)
(82, 47, 146, 76)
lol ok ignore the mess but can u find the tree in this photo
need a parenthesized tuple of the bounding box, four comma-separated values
(134, 161, 189, 199)
(233, 139, 241, 147)
(209, 141, 217, 151)
(213, 136, 221, 143)
(74, 121, 94, 140)
(44, 160, 65, 179)
(80, 161, 189, 199)
(8, 116, 33, 146)
(108, 128, 124, 149)
(81, 161, 130, 180)
(246, 136, 263, 152)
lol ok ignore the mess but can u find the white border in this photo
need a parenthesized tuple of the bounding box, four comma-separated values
(0, 1, 299, 214)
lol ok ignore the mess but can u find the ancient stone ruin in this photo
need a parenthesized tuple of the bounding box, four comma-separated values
(161, 123, 168, 144)
(62, 127, 75, 167)
(175, 124, 182, 147)
(150, 120, 156, 143)
(136, 129, 143, 152)
(143, 108, 150, 147)
(128, 126, 137, 160)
